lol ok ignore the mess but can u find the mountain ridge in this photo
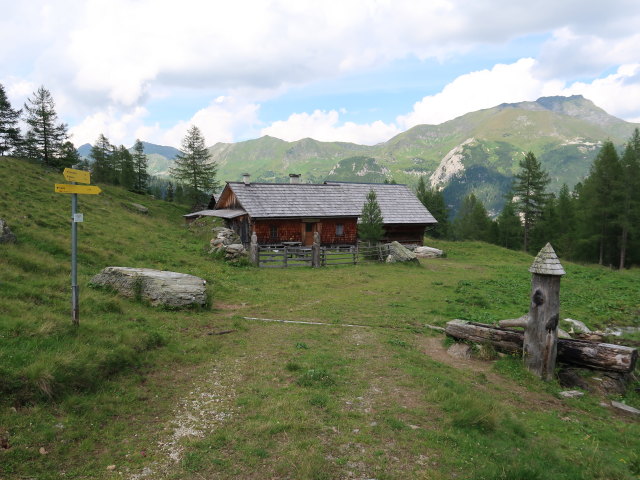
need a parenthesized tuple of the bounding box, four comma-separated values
(77, 95, 640, 214)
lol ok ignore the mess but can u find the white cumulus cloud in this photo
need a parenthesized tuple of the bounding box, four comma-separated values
(261, 110, 400, 145)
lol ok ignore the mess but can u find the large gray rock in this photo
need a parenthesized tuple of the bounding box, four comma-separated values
(90, 267, 206, 307)
(385, 241, 419, 264)
(122, 202, 149, 214)
(414, 246, 444, 258)
(562, 318, 591, 334)
(0, 218, 17, 244)
(209, 228, 246, 260)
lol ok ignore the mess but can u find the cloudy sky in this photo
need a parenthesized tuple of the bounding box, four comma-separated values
(2, 0, 640, 149)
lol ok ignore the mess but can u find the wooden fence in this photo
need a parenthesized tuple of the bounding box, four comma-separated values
(254, 243, 390, 268)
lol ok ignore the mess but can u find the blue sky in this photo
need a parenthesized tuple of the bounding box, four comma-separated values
(2, 0, 640, 148)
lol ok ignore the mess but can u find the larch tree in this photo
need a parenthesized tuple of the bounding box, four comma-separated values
(23, 86, 68, 168)
(170, 125, 218, 209)
(512, 151, 550, 252)
(0, 83, 22, 156)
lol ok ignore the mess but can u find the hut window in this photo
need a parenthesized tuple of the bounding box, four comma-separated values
(270, 225, 278, 238)
(336, 223, 344, 236)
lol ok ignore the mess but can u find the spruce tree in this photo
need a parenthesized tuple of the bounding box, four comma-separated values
(512, 151, 550, 251)
(90, 134, 114, 183)
(59, 141, 81, 169)
(0, 83, 22, 156)
(132, 139, 149, 193)
(170, 126, 218, 209)
(495, 200, 523, 250)
(618, 129, 640, 268)
(415, 176, 449, 238)
(117, 145, 136, 190)
(452, 194, 491, 241)
(166, 182, 174, 202)
(23, 86, 68, 168)
(577, 141, 623, 265)
(358, 189, 385, 243)
(555, 184, 577, 259)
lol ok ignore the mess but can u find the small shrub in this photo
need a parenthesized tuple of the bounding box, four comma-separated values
(295, 342, 309, 349)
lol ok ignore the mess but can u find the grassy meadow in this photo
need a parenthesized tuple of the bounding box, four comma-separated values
(1, 157, 639, 479)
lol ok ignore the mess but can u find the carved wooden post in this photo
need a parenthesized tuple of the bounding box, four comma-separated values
(249, 232, 258, 266)
(523, 243, 565, 381)
(312, 231, 321, 268)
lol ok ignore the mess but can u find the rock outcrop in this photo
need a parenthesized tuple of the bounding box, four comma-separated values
(414, 246, 444, 258)
(90, 267, 206, 307)
(385, 241, 419, 264)
(209, 228, 247, 260)
(0, 219, 17, 244)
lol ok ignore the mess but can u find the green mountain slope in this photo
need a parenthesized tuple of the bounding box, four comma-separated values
(77, 95, 638, 215)
(211, 95, 639, 215)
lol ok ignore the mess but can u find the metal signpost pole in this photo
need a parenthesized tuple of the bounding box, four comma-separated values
(56, 168, 99, 326)
(71, 187, 79, 326)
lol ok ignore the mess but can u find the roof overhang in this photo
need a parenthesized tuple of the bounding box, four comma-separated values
(184, 209, 247, 219)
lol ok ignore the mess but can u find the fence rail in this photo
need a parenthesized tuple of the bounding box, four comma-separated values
(255, 243, 393, 268)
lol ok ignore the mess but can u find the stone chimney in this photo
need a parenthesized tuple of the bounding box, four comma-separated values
(289, 173, 301, 184)
(242, 173, 250, 185)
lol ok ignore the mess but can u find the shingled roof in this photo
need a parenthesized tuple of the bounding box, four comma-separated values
(220, 181, 437, 224)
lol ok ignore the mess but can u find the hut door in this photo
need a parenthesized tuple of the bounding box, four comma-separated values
(303, 222, 317, 246)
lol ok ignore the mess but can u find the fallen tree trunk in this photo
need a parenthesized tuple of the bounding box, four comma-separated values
(497, 315, 528, 329)
(445, 320, 638, 373)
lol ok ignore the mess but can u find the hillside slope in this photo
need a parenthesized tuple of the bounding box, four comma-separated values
(210, 95, 639, 214)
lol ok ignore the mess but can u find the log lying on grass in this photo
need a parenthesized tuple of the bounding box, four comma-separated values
(445, 320, 638, 373)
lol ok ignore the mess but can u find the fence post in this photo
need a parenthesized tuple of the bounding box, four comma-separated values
(312, 231, 321, 267)
(250, 232, 259, 266)
(283, 246, 288, 268)
(523, 243, 565, 381)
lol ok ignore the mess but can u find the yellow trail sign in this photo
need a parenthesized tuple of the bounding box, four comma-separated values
(55, 184, 102, 195)
(63, 168, 91, 184)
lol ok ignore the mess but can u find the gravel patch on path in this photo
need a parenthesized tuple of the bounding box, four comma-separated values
(127, 361, 241, 479)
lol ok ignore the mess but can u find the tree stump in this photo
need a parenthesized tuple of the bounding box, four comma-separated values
(523, 243, 565, 381)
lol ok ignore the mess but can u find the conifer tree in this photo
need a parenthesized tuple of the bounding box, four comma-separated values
(166, 182, 174, 202)
(23, 86, 68, 168)
(512, 151, 550, 251)
(90, 134, 114, 183)
(358, 189, 385, 243)
(170, 126, 218, 208)
(495, 200, 523, 250)
(577, 141, 623, 265)
(451, 194, 491, 241)
(0, 83, 22, 156)
(415, 178, 449, 239)
(117, 145, 136, 190)
(617, 129, 640, 268)
(554, 184, 577, 259)
(132, 139, 149, 193)
(59, 141, 81, 169)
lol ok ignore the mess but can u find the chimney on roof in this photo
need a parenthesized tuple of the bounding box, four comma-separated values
(242, 173, 250, 185)
(289, 173, 301, 184)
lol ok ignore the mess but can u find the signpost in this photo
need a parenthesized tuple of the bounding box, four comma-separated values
(54, 168, 100, 326)
(54, 184, 101, 194)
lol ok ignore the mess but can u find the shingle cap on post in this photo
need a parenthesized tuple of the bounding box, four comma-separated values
(529, 242, 565, 276)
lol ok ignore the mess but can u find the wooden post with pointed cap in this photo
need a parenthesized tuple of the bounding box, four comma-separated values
(523, 243, 566, 381)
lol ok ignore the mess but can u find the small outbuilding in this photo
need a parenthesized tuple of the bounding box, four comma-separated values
(206, 174, 436, 246)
